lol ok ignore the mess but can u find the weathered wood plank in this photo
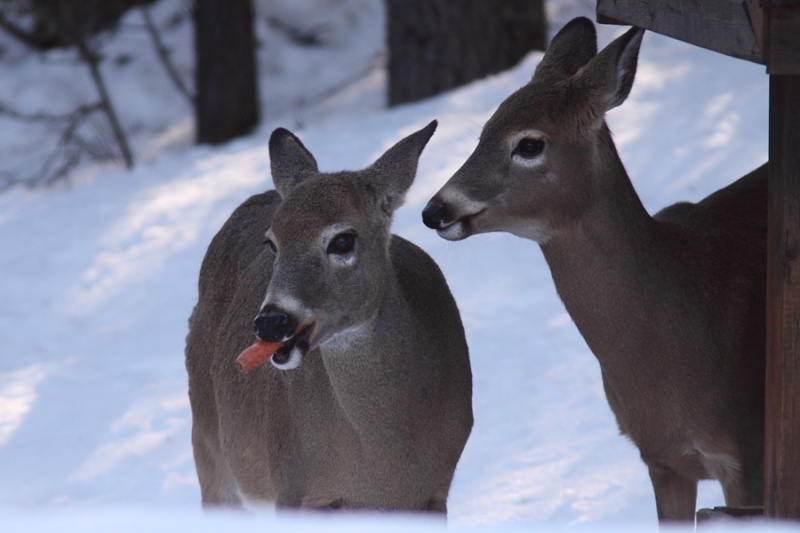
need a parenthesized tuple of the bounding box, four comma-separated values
(766, 7, 800, 74)
(760, 1, 800, 7)
(765, 74, 800, 519)
(696, 506, 764, 521)
(596, 0, 763, 63)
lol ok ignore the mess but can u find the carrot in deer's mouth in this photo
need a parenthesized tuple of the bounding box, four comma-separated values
(236, 340, 284, 372)
(236, 325, 312, 372)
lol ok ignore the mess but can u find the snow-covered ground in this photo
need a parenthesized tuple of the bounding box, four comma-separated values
(0, 0, 782, 531)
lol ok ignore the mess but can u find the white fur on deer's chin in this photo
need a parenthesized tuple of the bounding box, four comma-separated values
(437, 220, 471, 241)
(269, 345, 305, 370)
(269, 323, 369, 370)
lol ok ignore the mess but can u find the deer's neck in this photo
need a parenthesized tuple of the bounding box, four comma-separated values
(540, 138, 664, 378)
(588, 126, 651, 229)
(320, 276, 420, 431)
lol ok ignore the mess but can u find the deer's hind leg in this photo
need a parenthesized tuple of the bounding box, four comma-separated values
(720, 461, 763, 509)
(648, 467, 698, 522)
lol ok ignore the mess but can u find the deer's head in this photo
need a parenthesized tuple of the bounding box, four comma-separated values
(255, 121, 437, 369)
(422, 17, 644, 244)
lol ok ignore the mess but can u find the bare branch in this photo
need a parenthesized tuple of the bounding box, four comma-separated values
(295, 52, 384, 108)
(0, 101, 102, 123)
(0, 0, 141, 188)
(75, 37, 134, 169)
(140, 5, 195, 107)
(0, 98, 101, 190)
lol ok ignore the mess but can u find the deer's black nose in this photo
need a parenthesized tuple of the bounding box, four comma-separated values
(254, 310, 296, 342)
(422, 201, 447, 229)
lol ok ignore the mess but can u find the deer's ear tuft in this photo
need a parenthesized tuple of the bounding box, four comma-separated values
(367, 120, 437, 215)
(269, 128, 319, 197)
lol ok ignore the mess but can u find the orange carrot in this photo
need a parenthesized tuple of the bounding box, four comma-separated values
(236, 340, 284, 373)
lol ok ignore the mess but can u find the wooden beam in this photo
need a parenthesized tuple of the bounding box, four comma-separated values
(765, 74, 800, 519)
(596, 1, 800, 74)
(747, 0, 767, 51)
(764, 6, 800, 74)
(596, 0, 764, 63)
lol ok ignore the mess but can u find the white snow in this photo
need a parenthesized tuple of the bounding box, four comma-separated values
(0, 0, 784, 531)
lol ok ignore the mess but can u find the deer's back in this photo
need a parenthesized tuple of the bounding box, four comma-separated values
(620, 164, 768, 470)
(186, 190, 283, 504)
(655, 164, 767, 234)
(652, 163, 767, 344)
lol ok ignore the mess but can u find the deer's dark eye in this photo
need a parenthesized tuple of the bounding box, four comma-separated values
(327, 232, 356, 255)
(513, 138, 545, 159)
(263, 238, 277, 253)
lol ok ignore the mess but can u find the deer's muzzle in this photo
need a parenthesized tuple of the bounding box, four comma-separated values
(254, 309, 297, 343)
(422, 201, 449, 229)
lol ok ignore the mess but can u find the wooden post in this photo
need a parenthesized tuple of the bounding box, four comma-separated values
(765, 74, 800, 519)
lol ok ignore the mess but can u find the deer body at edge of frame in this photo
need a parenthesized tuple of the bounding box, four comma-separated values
(422, 17, 767, 523)
(186, 121, 473, 513)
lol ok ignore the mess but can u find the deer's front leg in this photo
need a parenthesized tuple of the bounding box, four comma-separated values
(648, 466, 697, 522)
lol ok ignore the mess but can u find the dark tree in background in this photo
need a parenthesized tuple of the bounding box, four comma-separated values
(194, 0, 259, 145)
(387, 0, 547, 106)
(0, 0, 153, 50)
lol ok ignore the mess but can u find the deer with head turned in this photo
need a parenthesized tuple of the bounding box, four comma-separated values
(186, 121, 473, 513)
(422, 18, 766, 523)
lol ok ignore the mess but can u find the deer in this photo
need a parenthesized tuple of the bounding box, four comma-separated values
(422, 17, 767, 523)
(185, 120, 473, 513)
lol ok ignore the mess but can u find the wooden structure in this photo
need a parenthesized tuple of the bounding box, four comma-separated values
(596, 0, 800, 520)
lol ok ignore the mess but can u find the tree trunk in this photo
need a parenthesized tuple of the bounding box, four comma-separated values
(387, 0, 547, 106)
(194, 0, 259, 145)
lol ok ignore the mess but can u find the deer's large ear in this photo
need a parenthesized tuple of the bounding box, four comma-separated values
(269, 128, 319, 197)
(533, 17, 598, 84)
(571, 25, 645, 121)
(366, 120, 437, 215)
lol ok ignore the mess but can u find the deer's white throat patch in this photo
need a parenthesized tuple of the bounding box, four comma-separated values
(320, 322, 368, 352)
